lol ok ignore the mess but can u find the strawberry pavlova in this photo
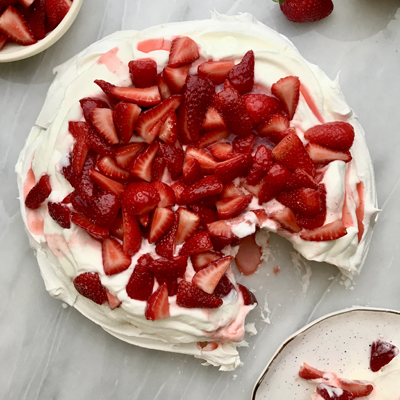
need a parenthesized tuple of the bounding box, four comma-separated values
(16, 13, 378, 370)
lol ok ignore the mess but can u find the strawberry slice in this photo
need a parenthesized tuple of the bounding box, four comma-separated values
(151, 156, 166, 182)
(283, 168, 318, 192)
(207, 218, 242, 240)
(148, 256, 187, 278)
(198, 60, 235, 85)
(159, 142, 184, 180)
(196, 129, 229, 149)
(271, 76, 300, 120)
(208, 142, 233, 161)
(168, 36, 199, 67)
(185, 146, 217, 174)
(73, 272, 107, 305)
(109, 86, 161, 107)
(277, 188, 322, 216)
(112, 102, 141, 144)
(192, 255, 232, 294)
(370, 339, 399, 372)
(102, 237, 131, 276)
(232, 133, 256, 154)
(0, 6, 36, 45)
(176, 280, 223, 308)
(183, 158, 203, 186)
(306, 142, 352, 164)
(246, 145, 273, 185)
(122, 181, 160, 215)
(216, 194, 252, 219)
(79, 97, 110, 124)
(128, 58, 157, 88)
(257, 112, 290, 143)
(272, 132, 316, 177)
(86, 128, 115, 157)
(106, 289, 121, 310)
(258, 164, 292, 204)
(234, 233, 262, 275)
(126, 254, 154, 301)
(214, 154, 253, 184)
(171, 181, 186, 205)
(71, 121, 90, 176)
(244, 94, 283, 125)
(129, 141, 159, 182)
(122, 208, 141, 256)
(94, 79, 118, 106)
(155, 275, 178, 296)
(158, 111, 178, 144)
(300, 219, 347, 242)
(304, 121, 355, 151)
(175, 207, 200, 245)
(163, 64, 190, 93)
(45, 0, 71, 30)
(48, 201, 71, 229)
(115, 142, 145, 169)
(148, 207, 175, 244)
(339, 380, 374, 398)
(202, 106, 226, 131)
(88, 169, 125, 197)
(71, 213, 109, 239)
(157, 72, 173, 100)
(179, 231, 213, 256)
(191, 251, 223, 272)
(227, 50, 254, 95)
(298, 363, 326, 380)
(151, 181, 175, 208)
(188, 204, 219, 227)
(97, 156, 130, 181)
(135, 94, 182, 143)
(25, 174, 51, 209)
(316, 385, 355, 400)
(214, 275, 235, 298)
(180, 175, 223, 204)
(270, 207, 301, 233)
(155, 212, 178, 260)
(237, 283, 258, 305)
(145, 283, 170, 321)
(220, 182, 243, 200)
(27, 0, 45, 40)
(110, 214, 124, 240)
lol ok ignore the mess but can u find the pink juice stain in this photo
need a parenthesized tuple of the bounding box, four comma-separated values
(23, 167, 36, 199)
(300, 84, 325, 124)
(27, 210, 44, 236)
(97, 47, 122, 73)
(137, 38, 171, 53)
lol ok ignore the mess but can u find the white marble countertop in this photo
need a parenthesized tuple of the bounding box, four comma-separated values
(1, 1, 400, 399)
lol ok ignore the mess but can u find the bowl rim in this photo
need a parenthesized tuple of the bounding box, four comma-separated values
(0, 0, 84, 63)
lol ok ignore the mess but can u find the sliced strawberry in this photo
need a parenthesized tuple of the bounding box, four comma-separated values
(79, 97, 110, 124)
(202, 106, 226, 131)
(227, 50, 254, 95)
(159, 142, 184, 180)
(271, 76, 300, 120)
(145, 283, 170, 321)
(208, 142, 233, 161)
(252, 209, 269, 226)
(148, 207, 175, 244)
(277, 188, 322, 216)
(246, 145, 273, 185)
(214, 275, 235, 298)
(210, 236, 233, 251)
(283, 168, 318, 192)
(370, 339, 399, 372)
(232, 133, 256, 154)
(151, 156, 166, 182)
(168, 36, 199, 67)
(27, 0, 45, 40)
(128, 58, 157, 88)
(271, 207, 301, 233)
(220, 182, 243, 200)
(237, 283, 258, 305)
(71, 122, 89, 175)
(106, 289, 121, 310)
(176, 280, 223, 308)
(102, 237, 131, 276)
(257, 112, 290, 141)
(110, 214, 124, 240)
(298, 363, 325, 380)
(196, 129, 229, 149)
(198, 60, 235, 85)
(135, 94, 182, 143)
(235, 234, 262, 275)
(94, 79, 118, 106)
(216, 194, 252, 219)
(129, 141, 159, 182)
(306, 142, 352, 164)
(213, 81, 252, 137)
(86, 128, 115, 157)
(157, 72, 173, 100)
(316, 385, 355, 400)
(112, 102, 141, 144)
(259, 124, 293, 145)
(300, 219, 347, 242)
(175, 207, 200, 245)
(45, 0, 71, 30)
(258, 164, 292, 204)
(155, 275, 178, 296)
(122, 208, 141, 256)
(158, 111, 178, 144)
(207, 219, 238, 240)
(188, 203, 219, 227)
(179, 231, 213, 256)
(163, 64, 190, 93)
(155, 212, 178, 260)
(73, 272, 107, 305)
(126, 254, 154, 301)
(185, 146, 217, 174)
(25, 174, 51, 209)
(0, 6, 36, 45)
(109, 86, 161, 107)
(151, 181, 175, 207)
(71, 213, 109, 239)
(214, 154, 253, 184)
(48, 201, 71, 229)
(148, 256, 187, 278)
(272, 132, 316, 177)
(122, 181, 160, 215)
(191, 251, 223, 272)
(97, 156, 130, 181)
(244, 94, 283, 125)
(115, 142, 144, 169)
(305, 121, 355, 151)
(339, 380, 374, 398)
(180, 175, 223, 204)
(192, 256, 232, 294)
(89, 169, 125, 197)
(171, 181, 186, 205)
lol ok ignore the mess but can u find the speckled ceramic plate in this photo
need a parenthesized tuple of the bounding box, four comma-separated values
(252, 307, 400, 400)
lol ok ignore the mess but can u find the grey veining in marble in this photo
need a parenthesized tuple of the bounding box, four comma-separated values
(1, 1, 400, 399)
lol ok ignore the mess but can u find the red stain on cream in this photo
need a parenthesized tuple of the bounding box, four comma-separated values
(300, 84, 325, 124)
(137, 38, 172, 53)
(355, 181, 365, 243)
(97, 47, 122, 73)
(24, 167, 36, 199)
(27, 210, 44, 236)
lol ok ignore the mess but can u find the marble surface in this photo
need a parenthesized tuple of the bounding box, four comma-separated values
(1, 1, 400, 399)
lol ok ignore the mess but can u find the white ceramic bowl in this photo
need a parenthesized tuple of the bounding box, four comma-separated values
(0, 0, 83, 63)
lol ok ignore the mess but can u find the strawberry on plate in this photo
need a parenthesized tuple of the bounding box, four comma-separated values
(276, 0, 334, 23)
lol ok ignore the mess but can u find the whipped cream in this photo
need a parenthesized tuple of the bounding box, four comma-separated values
(16, 13, 377, 370)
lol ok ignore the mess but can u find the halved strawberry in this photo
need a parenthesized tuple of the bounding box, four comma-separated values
(237, 283, 258, 305)
(97, 156, 130, 181)
(45, 0, 71, 30)
(180, 175, 223, 204)
(126, 254, 154, 300)
(283, 168, 318, 192)
(171, 181, 186, 205)
(246, 145, 273, 185)
(155, 275, 178, 296)
(145, 283, 170, 321)
(89, 169, 125, 197)
(232, 133, 256, 154)
(300, 219, 347, 242)
(106, 289, 122, 310)
(102, 237, 131, 276)
(80, 97, 110, 124)
(91, 108, 119, 145)
(73, 272, 107, 305)
(220, 182, 243, 200)
(198, 60, 235, 85)
(227, 50, 254, 95)
(235, 234, 262, 275)
(148, 207, 175, 244)
(216, 194, 252, 219)
(214, 154, 253, 184)
(27, 0, 45, 40)
(304, 121, 355, 151)
(370, 339, 399, 372)
(163, 64, 190, 93)
(86, 128, 115, 157)
(122, 208, 142, 256)
(129, 141, 159, 182)
(159, 142, 184, 180)
(94, 79, 118, 106)
(208, 142, 233, 161)
(168, 36, 199, 67)
(151, 156, 166, 182)
(148, 256, 187, 278)
(158, 111, 178, 144)
(179, 231, 213, 256)
(122, 181, 160, 215)
(188, 204, 219, 227)
(258, 164, 292, 204)
(157, 72, 173, 100)
(306, 142, 352, 164)
(183, 158, 203, 186)
(191, 251, 223, 272)
(339, 380, 374, 398)
(270, 207, 301, 233)
(151, 181, 175, 207)
(175, 207, 200, 245)
(196, 129, 229, 149)
(192, 256, 232, 294)
(271, 76, 300, 120)
(115, 142, 145, 169)
(48, 201, 71, 229)
(202, 106, 226, 131)
(0, 6, 36, 45)
(214, 275, 235, 298)
(25, 174, 52, 209)
(176, 280, 223, 308)
(244, 94, 283, 125)
(128, 58, 157, 88)
(71, 213, 109, 239)
(257, 112, 290, 143)
(155, 212, 178, 260)
(71, 122, 89, 175)
(113, 102, 141, 144)
(185, 146, 217, 174)
(109, 86, 161, 107)
(277, 188, 322, 216)
(272, 132, 316, 177)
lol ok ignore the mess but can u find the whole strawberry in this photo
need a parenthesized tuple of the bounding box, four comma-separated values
(276, 0, 334, 23)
